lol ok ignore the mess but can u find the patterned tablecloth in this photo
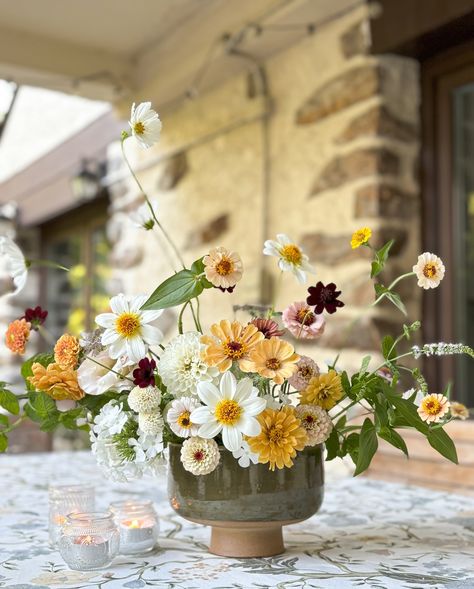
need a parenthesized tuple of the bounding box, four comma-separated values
(0, 451, 473, 589)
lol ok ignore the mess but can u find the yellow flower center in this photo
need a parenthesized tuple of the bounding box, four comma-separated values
(296, 308, 315, 326)
(280, 244, 302, 265)
(266, 357, 282, 371)
(223, 340, 245, 359)
(215, 399, 242, 425)
(422, 398, 442, 415)
(423, 263, 437, 278)
(133, 121, 145, 135)
(215, 257, 234, 276)
(177, 411, 191, 429)
(115, 313, 141, 338)
(268, 426, 283, 443)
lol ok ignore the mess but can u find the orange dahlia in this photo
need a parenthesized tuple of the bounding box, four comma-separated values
(54, 334, 80, 369)
(28, 362, 84, 401)
(245, 337, 299, 384)
(5, 318, 31, 355)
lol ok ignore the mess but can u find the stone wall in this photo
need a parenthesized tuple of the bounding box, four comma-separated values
(106, 3, 421, 373)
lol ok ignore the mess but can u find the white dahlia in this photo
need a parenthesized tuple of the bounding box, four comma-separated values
(180, 436, 220, 476)
(138, 411, 164, 436)
(166, 397, 200, 438)
(129, 102, 162, 149)
(295, 404, 333, 446)
(128, 385, 161, 413)
(413, 252, 445, 289)
(157, 332, 218, 397)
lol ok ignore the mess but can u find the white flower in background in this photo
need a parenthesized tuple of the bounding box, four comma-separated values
(77, 351, 133, 395)
(92, 400, 128, 438)
(403, 388, 424, 405)
(450, 401, 469, 420)
(295, 404, 333, 446)
(180, 436, 220, 475)
(0, 236, 28, 294)
(129, 428, 164, 463)
(158, 332, 218, 397)
(417, 393, 450, 423)
(232, 440, 259, 468)
(191, 371, 266, 452)
(128, 385, 161, 413)
(95, 293, 163, 363)
(413, 252, 445, 289)
(138, 411, 164, 436)
(90, 431, 143, 482)
(262, 394, 282, 410)
(263, 234, 315, 284)
(130, 200, 158, 231)
(129, 102, 162, 149)
(166, 397, 200, 438)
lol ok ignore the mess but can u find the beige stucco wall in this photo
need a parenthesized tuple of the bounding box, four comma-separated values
(107, 3, 421, 374)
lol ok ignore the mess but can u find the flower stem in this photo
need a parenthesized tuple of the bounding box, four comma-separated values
(85, 355, 134, 383)
(121, 138, 186, 269)
(1, 414, 26, 435)
(27, 259, 69, 272)
(372, 272, 415, 307)
(177, 302, 190, 334)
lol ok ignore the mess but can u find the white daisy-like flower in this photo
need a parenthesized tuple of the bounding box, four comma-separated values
(95, 293, 163, 363)
(180, 436, 220, 475)
(166, 397, 200, 438)
(130, 200, 158, 231)
(77, 351, 133, 396)
(413, 252, 445, 289)
(0, 236, 28, 294)
(263, 234, 315, 284)
(138, 411, 164, 436)
(128, 385, 161, 413)
(157, 332, 218, 397)
(129, 102, 162, 149)
(295, 404, 333, 446)
(191, 371, 266, 452)
(232, 440, 259, 468)
(92, 400, 129, 438)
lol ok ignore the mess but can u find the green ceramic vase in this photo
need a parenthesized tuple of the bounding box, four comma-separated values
(167, 443, 324, 557)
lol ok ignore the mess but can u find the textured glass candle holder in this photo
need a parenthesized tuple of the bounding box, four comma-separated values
(110, 499, 159, 555)
(49, 484, 95, 547)
(59, 512, 120, 570)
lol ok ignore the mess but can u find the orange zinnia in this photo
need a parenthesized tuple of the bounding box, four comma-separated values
(245, 337, 299, 384)
(28, 362, 85, 401)
(201, 320, 264, 372)
(5, 318, 31, 355)
(54, 334, 80, 369)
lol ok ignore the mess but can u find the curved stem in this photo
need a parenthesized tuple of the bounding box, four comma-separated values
(372, 272, 415, 307)
(121, 138, 186, 269)
(85, 355, 134, 383)
(1, 414, 26, 435)
(27, 259, 69, 272)
(178, 301, 190, 334)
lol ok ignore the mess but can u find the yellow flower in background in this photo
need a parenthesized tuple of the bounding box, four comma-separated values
(450, 401, 469, 420)
(247, 406, 307, 471)
(300, 369, 344, 410)
(417, 393, 450, 423)
(351, 227, 372, 249)
(28, 362, 84, 401)
(246, 337, 300, 385)
(54, 334, 80, 369)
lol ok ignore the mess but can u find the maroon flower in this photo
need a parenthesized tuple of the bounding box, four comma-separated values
(21, 306, 48, 330)
(133, 358, 157, 388)
(306, 282, 345, 315)
(217, 285, 235, 293)
(249, 318, 285, 339)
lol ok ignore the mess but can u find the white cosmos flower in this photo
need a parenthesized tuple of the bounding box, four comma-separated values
(95, 293, 163, 363)
(263, 234, 315, 284)
(0, 236, 28, 294)
(166, 396, 201, 438)
(129, 102, 162, 149)
(191, 372, 266, 452)
(232, 440, 259, 468)
(130, 200, 158, 230)
(77, 351, 133, 395)
(413, 252, 445, 289)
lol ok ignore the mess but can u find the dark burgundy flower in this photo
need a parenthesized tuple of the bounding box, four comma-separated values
(306, 282, 345, 315)
(133, 358, 157, 388)
(249, 317, 285, 339)
(21, 306, 48, 330)
(217, 285, 235, 293)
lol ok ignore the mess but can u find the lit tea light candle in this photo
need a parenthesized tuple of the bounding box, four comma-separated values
(70, 534, 109, 568)
(49, 484, 95, 547)
(110, 500, 159, 555)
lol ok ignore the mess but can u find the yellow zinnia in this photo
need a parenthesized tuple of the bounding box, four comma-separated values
(351, 227, 372, 249)
(201, 320, 264, 372)
(244, 337, 300, 384)
(300, 369, 344, 410)
(28, 362, 85, 401)
(248, 406, 308, 471)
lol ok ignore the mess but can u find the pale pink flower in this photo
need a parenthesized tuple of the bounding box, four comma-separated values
(288, 356, 320, 390)
(282, 301, 325, 340)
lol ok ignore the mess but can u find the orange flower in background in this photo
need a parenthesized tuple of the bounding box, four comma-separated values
(28, 362, 84, 401)
(248, 406, 307, 471)
(201, 320, 264, 372)
(54, 334, 80, 369)
(246, 337, 300, 384)
(5, 319, 31, 354)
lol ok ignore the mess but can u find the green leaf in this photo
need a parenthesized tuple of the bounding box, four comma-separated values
(343, 432, 360, 465)
(141, 269, 204, 310)
(384, 291, 407, 316)
(0, 414, 9, 427)
(379, 426, 409, 457)
(190, 258, 213, 289)
(427, 428, 458, 464)
(0, 388, 19, 415)
(354, 419, 378, 476)
(21, 353, 54, 392)
(371, 240, 394, 278)
(325, 428, 340, 461)
(0, 433, 7, 452)
(24, 403, 41, 422)
(335, 415, 347, 430)
(29, 392, 56, 419)
(40, 416, 60, 432)
(382, 335, 396, 361)
(359, 355, 371, 375)
(386, 393, 429, 435)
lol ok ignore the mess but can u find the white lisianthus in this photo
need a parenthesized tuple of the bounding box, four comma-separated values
(413, 252, 445, 289)
(263, 234, 315, 284)
(77, 351, 132, 396)
(180, 436, 220, 476)
(0, 236, 28, 294)
(166, 397, 200, 438)
(128, 385, 161, 414)
(157, 332, 218, 398)
(92, 400, 128, 438)
(95, 293, 163, 363)
(232, 440, 259, 468)
(129, 102, 162, 149)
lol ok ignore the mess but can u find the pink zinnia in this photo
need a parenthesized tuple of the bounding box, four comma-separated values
(288, 356, 320, 390)
(282, 301, 325, 339)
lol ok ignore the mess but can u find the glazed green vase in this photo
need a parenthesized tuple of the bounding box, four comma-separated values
(167, 443, 324, 557)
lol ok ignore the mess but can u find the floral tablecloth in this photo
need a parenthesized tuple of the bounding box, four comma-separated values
(0, 451, 473, 589)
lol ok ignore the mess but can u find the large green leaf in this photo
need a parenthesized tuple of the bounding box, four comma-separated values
(354, 419, 378, 476)
(371, 240, 394, 278)
(0, 433, 7, 452)
(141, 269, 204, 310)
(385, 393, 429, 435)
(379, 426, 409, 457)
(29, 391, 56, 419)
(325, 428, 340, 461)
(0, 387, 19, 415)
(427, 428, 458, 464)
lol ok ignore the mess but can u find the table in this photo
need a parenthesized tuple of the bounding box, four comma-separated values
(0, 451, 473, 589)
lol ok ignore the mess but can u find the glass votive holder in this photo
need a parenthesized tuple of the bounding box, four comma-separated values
(49, 484, 95, 546)
(59, 512, 120, 570)
(110, 499, 159, 555)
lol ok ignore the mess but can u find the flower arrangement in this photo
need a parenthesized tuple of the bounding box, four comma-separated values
(0, 102, 472, 482)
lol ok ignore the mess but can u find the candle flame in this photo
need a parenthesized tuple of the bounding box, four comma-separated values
(130, 519, 141, 529)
